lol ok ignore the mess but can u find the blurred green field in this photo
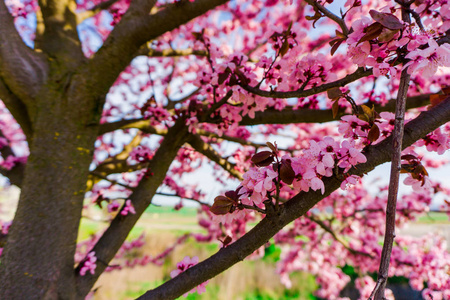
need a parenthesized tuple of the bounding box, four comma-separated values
(416, 211, 449, 223)
(79, 206, 449, 300)
(80, 206, 319, 300)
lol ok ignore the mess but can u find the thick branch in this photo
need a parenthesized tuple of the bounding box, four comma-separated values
(135, 45, 208, 58)
(241, 67, 372, 99)
(239, 93, 430, 125)
(37, 0, 84, 62)
(76, 0, 121, 23)
(138, 97, 450, 300)
(0, 0, 48, 110)
(75, 119, 190, 298)
(97, 119, 167, 136)
(85, 0, 229, 102)
(187, 134, 243, 180)
(98, 94, 431, 134)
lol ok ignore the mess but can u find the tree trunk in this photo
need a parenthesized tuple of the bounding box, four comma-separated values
(0, 75, 99, 299)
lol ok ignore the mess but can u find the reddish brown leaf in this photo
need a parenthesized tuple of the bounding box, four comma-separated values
(192, 32, 202, 40)
(429, 94, 447, 108)
(218, 72, 229, 85)
(357, 113, 370, 123)
(360, 104, 373, 118)
(400, 164, 414, 173)
(280, 159, 295, 185)
(368, 124, 380, 142)
(234, 69, 250, 85)
(416, 164, 429, 177)
(210, 196, 234, 215)
(332, 100, 340, 119)
(358, 22, 383, 44)
(401, 154, 417, 161)
(335, 30, 346, 38)
(305, 11, 323, 28)
(221, 235, 232, 246)
(251, 151, 274, 167)
(369, 10, 404, 30)
(330, 39, 343, 56)
(279, 39, 290, 57)
(378, 28, 399, 43)
(224, 190, 238, 201)
(327, 87, 343, 100)
(442, 86, 450, 94)
(266, 142, 278, 153)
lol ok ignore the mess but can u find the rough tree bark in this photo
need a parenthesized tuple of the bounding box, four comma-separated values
(0, 0, 229, 298)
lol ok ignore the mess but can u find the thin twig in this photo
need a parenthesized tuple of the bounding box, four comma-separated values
(307, 215, 373, 258)
(305, 0, 349, 36)
(370, 4, 412, 299)
(240, 204, 266, 214)
(155, 192, 211, 206)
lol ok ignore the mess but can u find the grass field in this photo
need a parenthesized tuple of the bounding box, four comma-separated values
(80, 206, 449, 300)
(88, 229, 318, 300)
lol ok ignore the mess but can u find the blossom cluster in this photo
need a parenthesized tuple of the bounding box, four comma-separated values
(346, 11, 450, 79)
(79, 251, 97, 276)
(213, 137, 366, 221)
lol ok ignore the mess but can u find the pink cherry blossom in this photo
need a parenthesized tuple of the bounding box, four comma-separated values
(404, 39, 450, 78)
(240, 166, 278, 205)
(120, 200, 136, 216)
(79, 251, 97, 276)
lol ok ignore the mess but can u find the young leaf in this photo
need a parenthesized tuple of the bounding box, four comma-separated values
(441, 86, 450, 94)
(360, 104, 373, 118)
(429, 94, 447, 108)
(368, 124, 380, 142)
(369, 10, 404, 30)
(401, 154, 417, 161)
(327, 87, 343, 100)
(210, 196, 235, 215)
(221, 235, 232, 247)
(218, 72, 229, 85)
(251, 151, 274, 166)
(279, 39, 290, 57)
(330, 39, 344, 56)
(279, 159, 295, 185)
(358, 22, 383, 44)
(332, 100, 340, 119)
(378, 28, 399, 43)
(266, 142, 278, 153)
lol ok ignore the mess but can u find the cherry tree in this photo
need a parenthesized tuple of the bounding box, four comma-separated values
(0, 0, 449, 299)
